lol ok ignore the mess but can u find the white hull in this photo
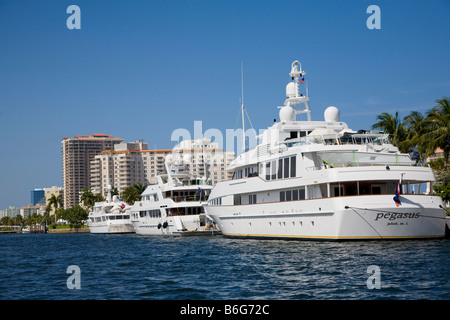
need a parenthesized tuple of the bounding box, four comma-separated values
(206, 194, 446, 240)
(87, 220, 135, 234)
(132, 214, 219, 236)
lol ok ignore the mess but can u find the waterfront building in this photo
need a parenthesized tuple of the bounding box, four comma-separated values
(0, 206, 20, 218)
(172, 138, 235, 185)
(30, 189, 46, 206)
(44, 186, 64, 215)
(90, 138, 235, 198)
(20, 204, 45, 219)
(90, 140, 171, 197)
(62, 133, 124, 209)
(426, 147, 445, 165)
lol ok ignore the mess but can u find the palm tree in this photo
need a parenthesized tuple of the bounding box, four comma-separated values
(371, 111, 408, 151)
(80, 187, 96, 209)
(47, 194, 63, 223)
(110, 186, 119, 197)
(422, 97, 450, 167)
(121, 186, 141, 205)
(133, 182, 147, 195)
(398, 111, 427, 163)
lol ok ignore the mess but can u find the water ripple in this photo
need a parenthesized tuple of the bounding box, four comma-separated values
(0, 234, 449, 300)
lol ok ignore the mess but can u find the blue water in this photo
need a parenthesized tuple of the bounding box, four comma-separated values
(0, 233, 449, 300)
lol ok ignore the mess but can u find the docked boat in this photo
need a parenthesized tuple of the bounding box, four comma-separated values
(204, 60, 447, 240)
(130, 153, 219, 236)
(87, 188, 134, 234)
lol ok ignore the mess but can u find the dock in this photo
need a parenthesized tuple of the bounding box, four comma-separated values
(0, 225, 21, 234)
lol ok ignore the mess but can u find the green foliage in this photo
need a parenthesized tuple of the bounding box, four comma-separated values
(110, 186, 119, 196)
(373, 97, 450, 166)
(433, 184, 450, 202)
(47, 194, 62, 213)
(80, 187, 104, 209)
(121, 186, 141, 205)
(61, 205, 88, 227)
(121, 182, 147, 205)
(372, 111, 408, 151)
(433, 168, 450, 203)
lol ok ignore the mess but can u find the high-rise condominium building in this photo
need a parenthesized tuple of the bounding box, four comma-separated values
(90, 140, 171, 197)
(62, 133, 124, 208)
(90, 138, 235, 198)
(172, 138, 236, 184)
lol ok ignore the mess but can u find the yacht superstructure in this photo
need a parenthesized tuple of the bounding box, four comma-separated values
(205, 60, 446, 240)
(130, 153, 219, 236)
(87, 188, 134, 234)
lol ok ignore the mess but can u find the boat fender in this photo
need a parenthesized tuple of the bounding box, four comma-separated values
(163, 221, 168, 229)
(157, 223, 162, 229)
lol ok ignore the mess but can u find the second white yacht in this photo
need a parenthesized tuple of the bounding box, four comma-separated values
(130, 154, 219, 236)
(87, 187, 134, 234)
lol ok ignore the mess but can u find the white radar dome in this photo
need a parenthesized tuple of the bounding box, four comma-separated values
(183, 154, 192, 163)
(279, 105, 295, 122)
(286, 82, 297, 98)
(165, 154, 173, 164)
(324, 106, 340, 122)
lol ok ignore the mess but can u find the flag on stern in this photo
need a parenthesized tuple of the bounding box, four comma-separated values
(393, 180, 402, 207)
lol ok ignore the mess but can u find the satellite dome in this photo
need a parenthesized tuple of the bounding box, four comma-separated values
(183, 154, 192, 163)
(279, 105, 295, 122)
(324, 106, 340, 122)
(165, 154, 173, 164)
(286, 82, 297, 98)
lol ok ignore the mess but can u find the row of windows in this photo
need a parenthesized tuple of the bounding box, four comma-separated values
(232, 165, 258, 179)
(91, 215, 130, 222)
(209, 197, 222, 205)
(280, 188, 306, 201)
(264, 155, 296, 181)
(142, 194, 159, 202)
(136, 209, 161, 218)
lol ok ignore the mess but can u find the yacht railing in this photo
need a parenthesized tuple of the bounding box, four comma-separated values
(305, 162, 416, 172)
(180, 179, 212, 186)
(172, 195, 209, 203)
(282, 133, 391, 148)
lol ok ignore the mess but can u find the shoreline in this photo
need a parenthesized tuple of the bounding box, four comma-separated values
(0, 228, 91, 234)
(48, 227, 90, 234)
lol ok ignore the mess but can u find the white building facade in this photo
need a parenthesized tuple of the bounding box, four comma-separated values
(90, 138, 235, 198)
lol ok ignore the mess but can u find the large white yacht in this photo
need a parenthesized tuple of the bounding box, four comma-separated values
(87, 188, 135, 234)
(205, 60, 447, 240)
(130, 153, 219, 236)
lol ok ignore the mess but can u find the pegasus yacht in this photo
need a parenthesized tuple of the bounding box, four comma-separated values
(204, 60, 446, 240)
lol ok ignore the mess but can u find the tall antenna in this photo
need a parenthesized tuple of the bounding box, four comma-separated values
(241, 61, 246, 152)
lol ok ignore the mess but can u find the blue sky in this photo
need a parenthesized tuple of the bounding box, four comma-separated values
(0, 0, 449, 209)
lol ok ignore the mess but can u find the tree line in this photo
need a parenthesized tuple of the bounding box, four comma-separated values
(79, 182, 146, 209)
(371, 97, 450, 203)
(371, 97, 449, 167)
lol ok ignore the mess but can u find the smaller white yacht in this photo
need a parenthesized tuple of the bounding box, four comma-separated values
(87, 187, 135, 234)
(130, 154, 219, 236)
